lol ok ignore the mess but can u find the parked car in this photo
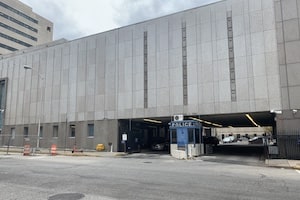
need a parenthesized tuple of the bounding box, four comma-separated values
(203, 136, 219, 146)
(222, 136, 235, 143)
(237, 137, 249, 142)
(151, 139, 169, 151)
(249, 136, 264, 144)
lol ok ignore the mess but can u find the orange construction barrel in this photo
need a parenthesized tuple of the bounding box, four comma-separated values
(50, 144, 57, 156)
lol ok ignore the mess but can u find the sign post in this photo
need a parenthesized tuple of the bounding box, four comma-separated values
(122, 133, 127, 153)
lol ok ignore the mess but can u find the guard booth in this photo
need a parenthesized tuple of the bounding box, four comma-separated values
(169, 120, 203, 159)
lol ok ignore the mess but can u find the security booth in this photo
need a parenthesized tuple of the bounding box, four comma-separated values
(169, 120, 203, 159)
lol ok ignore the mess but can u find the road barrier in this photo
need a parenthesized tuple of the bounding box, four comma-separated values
(72, 145, 83, 153)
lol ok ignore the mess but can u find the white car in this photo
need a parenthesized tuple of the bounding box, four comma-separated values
(222, 136, 235, 143)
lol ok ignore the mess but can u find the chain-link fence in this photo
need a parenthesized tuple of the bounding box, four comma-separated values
(0, 133, 39, 151)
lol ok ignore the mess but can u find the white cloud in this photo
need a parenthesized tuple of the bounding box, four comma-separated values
(115, 0, 220, 26)
(19, 0, 220, 40)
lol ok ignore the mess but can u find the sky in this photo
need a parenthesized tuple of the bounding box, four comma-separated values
(19, 0, 220, 41)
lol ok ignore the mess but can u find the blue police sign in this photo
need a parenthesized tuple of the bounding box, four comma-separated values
(169, 120, 200, 129)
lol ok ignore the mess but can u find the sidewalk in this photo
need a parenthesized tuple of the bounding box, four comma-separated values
(0, 146, 127, 157)
(265, 159, 300, 170)
(191, 154, 300, 170)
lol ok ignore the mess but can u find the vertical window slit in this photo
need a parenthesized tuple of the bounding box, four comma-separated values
(144, 31, 148, 108)
(227, 11, 237, 102)
(182, 21, 188, 105)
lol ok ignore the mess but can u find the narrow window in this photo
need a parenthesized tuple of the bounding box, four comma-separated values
(70, 125, 75, 137)
(227, 11, 237, 102)
(24, 127, 28, 138)
(171, 130, 177, 144)
(39, 126, 43, 138)
(88, 124, 94, 137)
(53, 125, 58, 138)
(144, 31, 148, 108)
(182, 21, 188, 105)
(11, 128, 15, 139)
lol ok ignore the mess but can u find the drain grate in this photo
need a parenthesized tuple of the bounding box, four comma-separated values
(48, 193, 85, 200)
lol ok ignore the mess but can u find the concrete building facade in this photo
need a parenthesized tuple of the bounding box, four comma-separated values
(0, 0, 299, 157)
(0, 0, 53, 55)
(275, 0, 300, 128)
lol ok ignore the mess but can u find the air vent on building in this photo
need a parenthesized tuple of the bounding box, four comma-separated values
(174, 115, 184, 121)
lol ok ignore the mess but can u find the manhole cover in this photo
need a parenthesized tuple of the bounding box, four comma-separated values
(48, 193, 85, 200)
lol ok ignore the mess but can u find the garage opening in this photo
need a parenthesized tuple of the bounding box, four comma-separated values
(197, 112, 276, 159)
(118, 119, 170, 153)
(118, 111, 276, 158)
(203, 126, 273, 159)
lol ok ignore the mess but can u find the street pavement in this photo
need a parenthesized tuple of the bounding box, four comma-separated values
(1, 146, 300, 169)
(0, 152, 300, 200)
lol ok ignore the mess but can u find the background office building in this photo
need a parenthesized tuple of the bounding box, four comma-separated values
(0, 0, 299, 158)
(0, 0, 53, 55)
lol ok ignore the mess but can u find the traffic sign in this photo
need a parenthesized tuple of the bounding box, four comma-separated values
(122, 134, 127, 141)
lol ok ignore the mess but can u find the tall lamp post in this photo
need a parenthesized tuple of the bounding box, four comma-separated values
(24, 65, 44, 149)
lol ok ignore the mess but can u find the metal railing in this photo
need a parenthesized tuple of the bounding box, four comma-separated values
(277, 131, 300, 159)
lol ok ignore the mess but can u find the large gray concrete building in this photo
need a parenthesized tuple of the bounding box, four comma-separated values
(0, 0, 299, 158)
(0, 0, 53, 55)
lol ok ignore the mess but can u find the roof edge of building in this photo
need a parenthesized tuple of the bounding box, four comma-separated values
(0, 38, 68, 60)
(70, 0, 225, 42)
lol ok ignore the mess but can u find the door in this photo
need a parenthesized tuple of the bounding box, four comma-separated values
(177, 127, 188, 150)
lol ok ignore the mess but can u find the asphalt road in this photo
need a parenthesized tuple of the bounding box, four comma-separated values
(0, 153, 299, 200)
(213, 144, 266, 158)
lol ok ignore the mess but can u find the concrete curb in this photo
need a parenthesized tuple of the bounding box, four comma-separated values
(292, 166, 300, 170)
(54, 152, 127, 157)
(265, 159, 300, 170)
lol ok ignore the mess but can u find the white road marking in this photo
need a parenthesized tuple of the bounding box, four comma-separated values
(296, 170, 300, 174)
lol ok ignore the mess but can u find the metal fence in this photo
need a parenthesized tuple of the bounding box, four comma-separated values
(0, 134, 39, 148)
(277, 131, 300, 159)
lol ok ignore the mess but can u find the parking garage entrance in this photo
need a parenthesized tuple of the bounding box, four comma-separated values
(118, 119, 170, 153)
(200, 112, 276, 159)
(118, 112, 276, 158)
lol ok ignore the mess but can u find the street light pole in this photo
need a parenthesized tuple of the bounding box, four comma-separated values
(24, 65, 44, 149)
